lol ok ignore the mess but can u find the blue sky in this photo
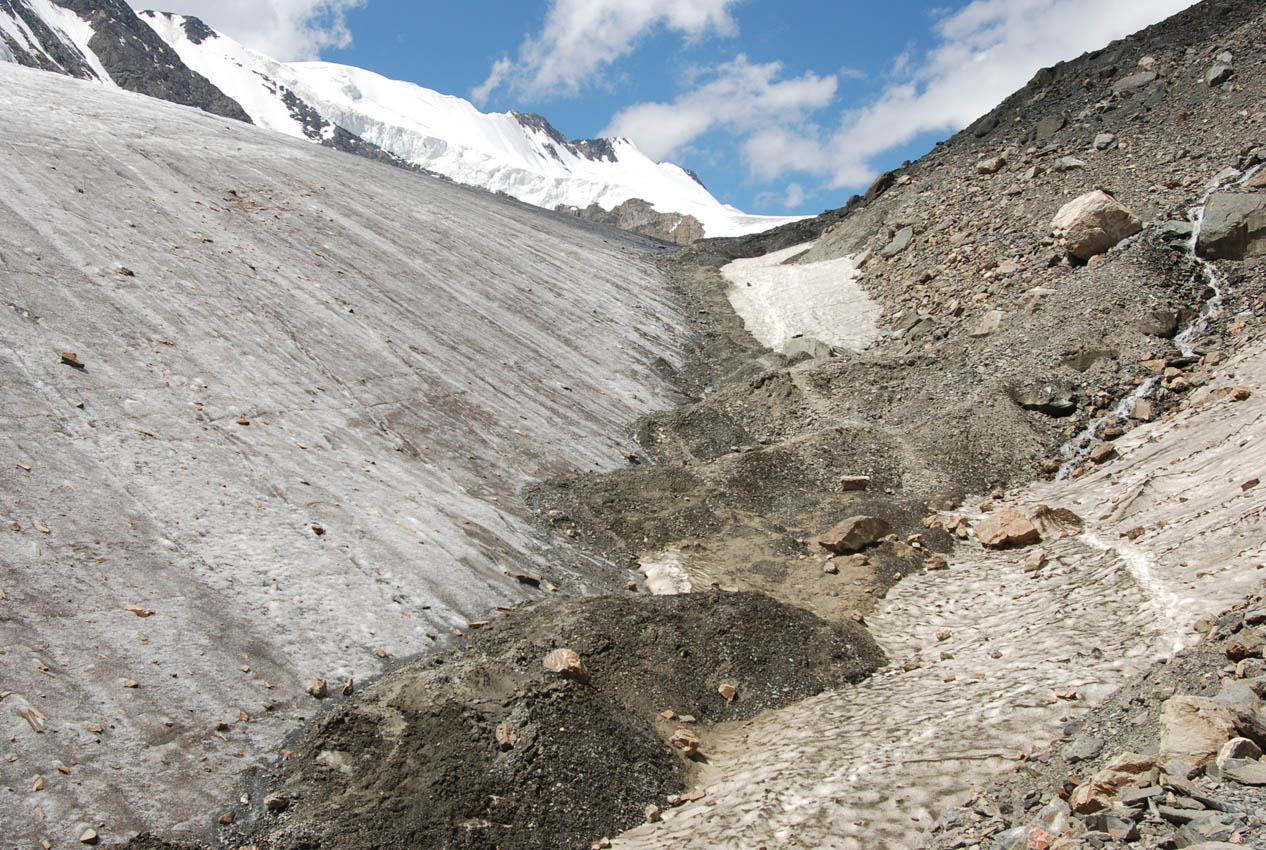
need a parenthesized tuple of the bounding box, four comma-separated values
(132, 0, 1198, 216)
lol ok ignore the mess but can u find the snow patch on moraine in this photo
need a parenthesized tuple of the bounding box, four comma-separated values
(721, 241, 883, 355)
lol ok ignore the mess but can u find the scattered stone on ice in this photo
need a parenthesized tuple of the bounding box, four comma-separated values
(975, 508, 1041, 549)
(306, 678, 328, 699)
(935, 628, 952, 642)
(817, 516, 890, 554)
(644, 803, 662, 823)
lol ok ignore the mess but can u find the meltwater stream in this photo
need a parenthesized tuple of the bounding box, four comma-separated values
(1058, 163, 1263, 478)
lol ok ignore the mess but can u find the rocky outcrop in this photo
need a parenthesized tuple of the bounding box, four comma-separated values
(559, 198, 706, 245)
(51, 0, 250, 122)
(1051, 190, 1143, 261)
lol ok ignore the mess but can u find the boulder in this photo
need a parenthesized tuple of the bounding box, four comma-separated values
(969, 309, 1003, 337)
(1051, 190, 1143, 260)
(1159, 696, 1237, 767)
(1112, 71, 1157, 94)
(1197, 192, 1266, 259)
(1035, 115, 1066, 143)
(818, 516, 890, 554)
(1136, 308, 1180, 338)
(974, 508, 1041, 549)
(1069, 753, 1156, 814)
(784, 336, 833, 360)
(880, 226, 914, 258)
(1205, 64, 1234, 87)
(1093, 132, 1117, 150)
(838, 475, 871, 492)
(975, 156, 1006, 175)
(1053, 156, 1087, 172)
(1008, 380, 1077, 416)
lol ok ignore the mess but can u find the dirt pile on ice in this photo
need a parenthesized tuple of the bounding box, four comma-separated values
(224, 591, 881, 850)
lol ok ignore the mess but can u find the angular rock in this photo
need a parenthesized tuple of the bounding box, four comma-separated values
(817, 516, 890, 554)
(975, 156, 1006, 175)
(1113, 71, 1157, 94)
(306, 678, 328, 699)
(1137, 308, 1180, 338)
(1206, 64, 1234, 86)
(838, 475, 871, 492)
(1066, 734, 1104, 763)
(669, 727, 701, 757)
(1093, 132, 1116, 150)
(1008, 380, 1077, 416)
(495, 722, 518, 751)
(1216, 736, 1262, 766)
(543, 648, 588, 680)
(1197, 192, 1266, 259)
(1051, 190, 1143, 260)
(1226, 628, 1265, 662)
(974, 508, 1041, 549)
(1070, 753, 1156, 814)
(880, 226, 914, 258)
(1035, 115, 1066, 143)
(1159, 696, 1238, 767)
(1053, 156, 1086, 172)
(969, 309, 1003, 337)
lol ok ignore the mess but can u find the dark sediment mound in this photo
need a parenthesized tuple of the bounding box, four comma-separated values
(229, 591, 882, 850)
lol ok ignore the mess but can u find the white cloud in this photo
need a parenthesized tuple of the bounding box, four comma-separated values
(474, 0, 742, 103)
(602, 55, 836, 161)
(811, 0, 1202, 189)
(125, 0, 365, 60)
(605, 0, 1199, 195)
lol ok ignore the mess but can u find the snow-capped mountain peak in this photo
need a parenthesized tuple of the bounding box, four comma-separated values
(0, 1, 802, 240)
(138, 12, 801, 239)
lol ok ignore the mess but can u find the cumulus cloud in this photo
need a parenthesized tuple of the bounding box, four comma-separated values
(602, 55, 836, 161)
(604, 0, 1198, 193)
(810, 0, 1201, 188)
(473, 0, 742, 103)
(125, 0, 365, 60)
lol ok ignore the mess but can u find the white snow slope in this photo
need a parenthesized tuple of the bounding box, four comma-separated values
(137, 11, 802, 239)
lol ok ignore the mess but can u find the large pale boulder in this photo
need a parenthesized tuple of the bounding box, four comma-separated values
(1159, 696, 1237, 767)
(1051, 190, 1143, 260)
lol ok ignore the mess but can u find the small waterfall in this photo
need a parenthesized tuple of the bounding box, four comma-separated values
(1056, 164, 1262, 479)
